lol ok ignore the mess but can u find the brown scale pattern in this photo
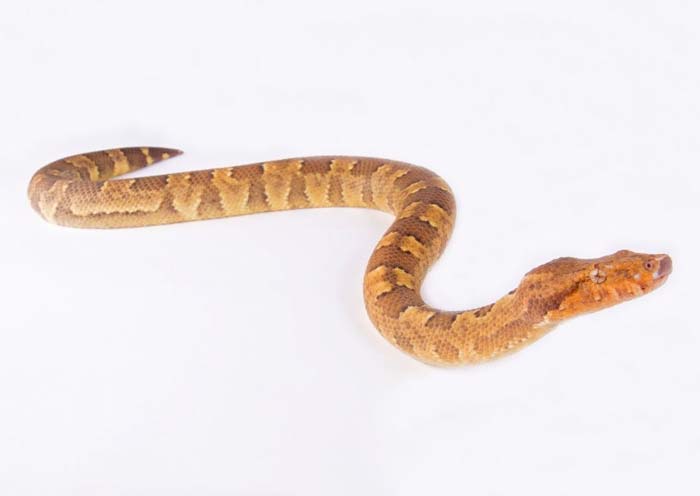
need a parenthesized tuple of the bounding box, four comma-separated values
(27, 147, 672, 365)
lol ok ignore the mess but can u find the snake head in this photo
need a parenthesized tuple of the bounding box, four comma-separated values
(520, 250, 672, 323)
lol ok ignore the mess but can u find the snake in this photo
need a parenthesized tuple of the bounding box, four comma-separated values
(27, 147, 672, 365)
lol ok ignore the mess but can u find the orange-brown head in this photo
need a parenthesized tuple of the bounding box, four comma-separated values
(519, 250, 672, 323)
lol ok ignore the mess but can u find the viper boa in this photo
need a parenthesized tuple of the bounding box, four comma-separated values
(28, 147, 672, 365)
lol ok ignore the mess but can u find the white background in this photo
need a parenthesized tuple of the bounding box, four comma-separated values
(1, 1, 698, 494)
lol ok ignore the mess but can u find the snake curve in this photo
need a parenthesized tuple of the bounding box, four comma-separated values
(28, 147, 672, 365)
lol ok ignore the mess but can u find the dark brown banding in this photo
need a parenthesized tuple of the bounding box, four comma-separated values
(120, 148, 149, 171)
(89, 151, 117, 180)
(528, 287, 578, 319)
(195, 171, 224, 217)
(376, 287, 424, 319)
(131, 174, 170, 192)
(246, 166, 269, 211)
(424, 311, 461, 329)
(160, 189, 179, 217)
(300, 159, 332, 175)
(400, 186, 455, 215)
(393, 169, 432, 191)
(149, 147, 182, 160)
(63, 157, 96, 180)
(390, 216, 442, 246)
(367, 245, 421, 275)
(352, 160, 383, 207)
(350, 159, 384, 177)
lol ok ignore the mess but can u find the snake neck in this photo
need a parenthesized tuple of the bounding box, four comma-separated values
(363, 266, 560, 365)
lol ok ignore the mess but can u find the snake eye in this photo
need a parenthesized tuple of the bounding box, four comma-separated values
(589, 268, 606, 284)
(644, 260, 655, 271)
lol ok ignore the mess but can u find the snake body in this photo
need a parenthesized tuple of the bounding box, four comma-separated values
(28, 147, 672, 365)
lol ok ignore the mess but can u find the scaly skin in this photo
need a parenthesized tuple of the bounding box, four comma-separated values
(28, 147, 672, 365)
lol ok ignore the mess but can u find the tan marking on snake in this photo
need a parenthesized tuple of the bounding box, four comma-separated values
(399, 306, 437, 326)
(141, 147, 154, 165)
(377, 232, 401, 249)
(27, 147, 672, 365)
(393, 267, 415, 289)
(108, 149, 131, 177)
(398, 235, 427, 259)
(36, 179, 69, 222)
(371, 165, 409, 212)
(65, 156, 100, 181)
(398, 201, 423, 219)
(365, 265, 394, 300)
(71, 180, 164, 216)
(167, 174, 202, 220)
(211, 169, 251, 214)
(263, 161, 300, 210)
(304, 171, 331, 207)
(396, 180, 428, 205)
(419, 203, 451, 229)
(330, 159, 363, 206)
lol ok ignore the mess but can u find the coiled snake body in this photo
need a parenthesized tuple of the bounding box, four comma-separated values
(28, 147, 672, 365)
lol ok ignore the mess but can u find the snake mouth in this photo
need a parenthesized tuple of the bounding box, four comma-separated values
(649, 254, 672, 290)
(654, 255, 673, 280)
